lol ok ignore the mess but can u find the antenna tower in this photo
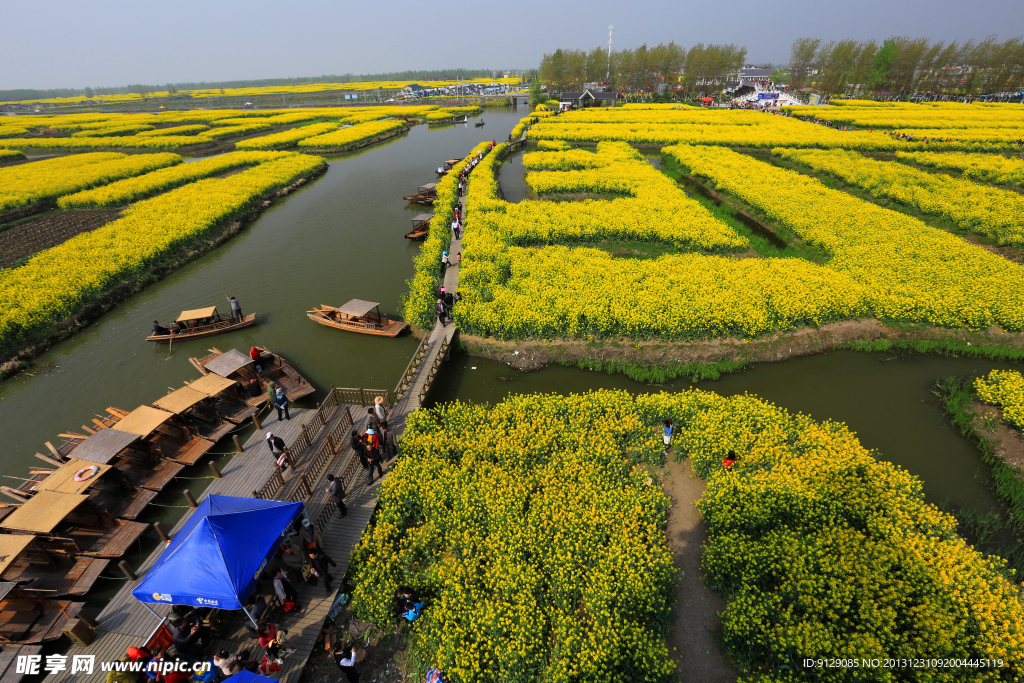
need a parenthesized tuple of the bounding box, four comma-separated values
(606, 25, 614, 81)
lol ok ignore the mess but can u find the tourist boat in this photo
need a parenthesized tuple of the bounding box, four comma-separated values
(145, 306, 256, 343)
(0, 525, 109, 597)
(402, 182, 437, 205)
(0, 584, 84, 644)
(405, 214, 432, 240)
(108, 405, 216, 467)
(475, 120, 485, 127)
(306, 300, 408, 337)
(436, 159, 461, 176)
(153, 384, 236, 442)
(190, 347, 315, 402)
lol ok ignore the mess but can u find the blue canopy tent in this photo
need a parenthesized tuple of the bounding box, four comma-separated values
(131, 495, 303, 626)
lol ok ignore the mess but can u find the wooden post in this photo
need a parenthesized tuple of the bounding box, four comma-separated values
(183, 489, 198, 508)
(300, 475, 312, 497)
(78, 611, 100, 629)
(62, 619, 95, 646)
(284, 448, 296, 470)
(252, 412, 261, 431)
(327, 435, 336, 454)
(209, 461, 222, 479)
(346, 405, 353, 425)
(154, 521, 171, 544)
(232, 435, 243, 454)
(252, 490, 261, 499)
(359, 388, 366, 406)
(301, 423, 309, 444)
(119, 560, 137, 580)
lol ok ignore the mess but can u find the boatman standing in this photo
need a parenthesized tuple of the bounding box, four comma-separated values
(227, 295, 242, 321)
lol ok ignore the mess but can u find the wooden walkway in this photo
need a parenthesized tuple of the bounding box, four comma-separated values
(46, 400, 386, 683)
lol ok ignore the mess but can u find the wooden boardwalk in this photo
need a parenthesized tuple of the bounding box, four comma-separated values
(46, 401, 386, 683)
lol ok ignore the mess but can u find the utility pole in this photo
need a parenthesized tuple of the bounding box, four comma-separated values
(606, 25, 614, 81)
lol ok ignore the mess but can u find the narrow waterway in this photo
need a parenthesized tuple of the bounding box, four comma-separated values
(428, 349, 1018, 514)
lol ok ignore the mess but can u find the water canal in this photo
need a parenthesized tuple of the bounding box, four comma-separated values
(1, 105, 1020, 546)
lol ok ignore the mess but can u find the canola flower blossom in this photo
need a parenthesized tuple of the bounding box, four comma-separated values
(975, 369, 1024, 431)
(895, 150, 1024, 187)
(297, 119, 407, 150)
(0, 152, 180, 212)
(351, 389, 1024, 683)
(774, 147, 1024, 245)
(58, 151, 292, 209)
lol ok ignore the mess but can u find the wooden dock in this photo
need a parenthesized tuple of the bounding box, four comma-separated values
(46, 397, 385, 683)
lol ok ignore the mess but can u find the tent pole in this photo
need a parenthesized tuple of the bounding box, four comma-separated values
(242, 606, 260, 630)
(142, 603, 164, 624)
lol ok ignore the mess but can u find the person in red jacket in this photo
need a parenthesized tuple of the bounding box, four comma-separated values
(722, 450, 738, 469)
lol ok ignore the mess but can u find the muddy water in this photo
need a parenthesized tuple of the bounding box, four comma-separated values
(1, 105, 1018, 554)
(430, 348, 1020, 516)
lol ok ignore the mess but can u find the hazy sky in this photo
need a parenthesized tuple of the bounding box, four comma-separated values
(3, 0, 1019, 90)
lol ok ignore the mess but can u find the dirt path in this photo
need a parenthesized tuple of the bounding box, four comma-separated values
(658, 456, 737, 683)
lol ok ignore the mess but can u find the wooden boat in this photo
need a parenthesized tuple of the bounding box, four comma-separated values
(0, 530, 108, 598)
(436, 159, 461, 175)
(402, 182, 437, 205)
(190, 347, 314, 402)
(8, 449, 171, 521)
(475, 120, 485, 127)
(110, 405, 216, 467)
(0, 585, 84, 644)
(153, 385, 235, 442)
(307, 300, 408, 337)
(405, 213, 432, 240)
(146, 306, 256, 343)
(0, 489, 147, 561)
(184, 372, 258, 424)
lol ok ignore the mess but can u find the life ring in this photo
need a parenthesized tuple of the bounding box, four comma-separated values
(74, 466, 100, 482)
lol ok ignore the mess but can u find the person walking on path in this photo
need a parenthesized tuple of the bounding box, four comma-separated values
(379, 419, 395, 458)
(662, 419, 675, 456)
(326, 474, 347, 517)
(373, 396, 387, 422)
(366, 407, 383, 435)
(365, 432, 384, 484)
(273, 386, 290, 421)
(266, 432, 288, 471)
(435, 299, 447, 326)
(226, 296, 243, 321)
(440, 251, 450, 278)
(350, 430, 369, 471)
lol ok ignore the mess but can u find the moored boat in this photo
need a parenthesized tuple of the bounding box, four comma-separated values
(307, 300, 408, 337)
(405, 213, 432, 240)
(146, 306, 256, 343)
(190, 347, 315, 401)
(402, 182, 438, 205)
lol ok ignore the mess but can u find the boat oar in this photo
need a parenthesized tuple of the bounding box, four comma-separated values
(167, 329, 174, 360)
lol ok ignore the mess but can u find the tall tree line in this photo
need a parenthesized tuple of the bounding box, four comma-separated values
(790, 35, 1024, 96)
(539, 43, 747, 97)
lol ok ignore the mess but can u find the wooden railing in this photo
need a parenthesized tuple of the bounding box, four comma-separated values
(393, 333, 431, 399)
(254, 467, 284, 500)
(418, 336, 451, 405)
(286, 387, 339, 455)
(335, 387, 392, 408)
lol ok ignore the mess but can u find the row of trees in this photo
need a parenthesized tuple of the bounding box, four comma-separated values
(791, 35, 1024, 96)
(538, 42, 747, 98)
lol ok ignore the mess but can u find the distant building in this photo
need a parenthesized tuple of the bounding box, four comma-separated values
(739, 68, 774, 79)
(399, 84, 424, 97)
(556, 88, 619, 108)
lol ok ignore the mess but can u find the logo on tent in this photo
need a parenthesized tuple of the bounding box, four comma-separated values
(152, 593, 171, 602)
(197, 598, 219, 606)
